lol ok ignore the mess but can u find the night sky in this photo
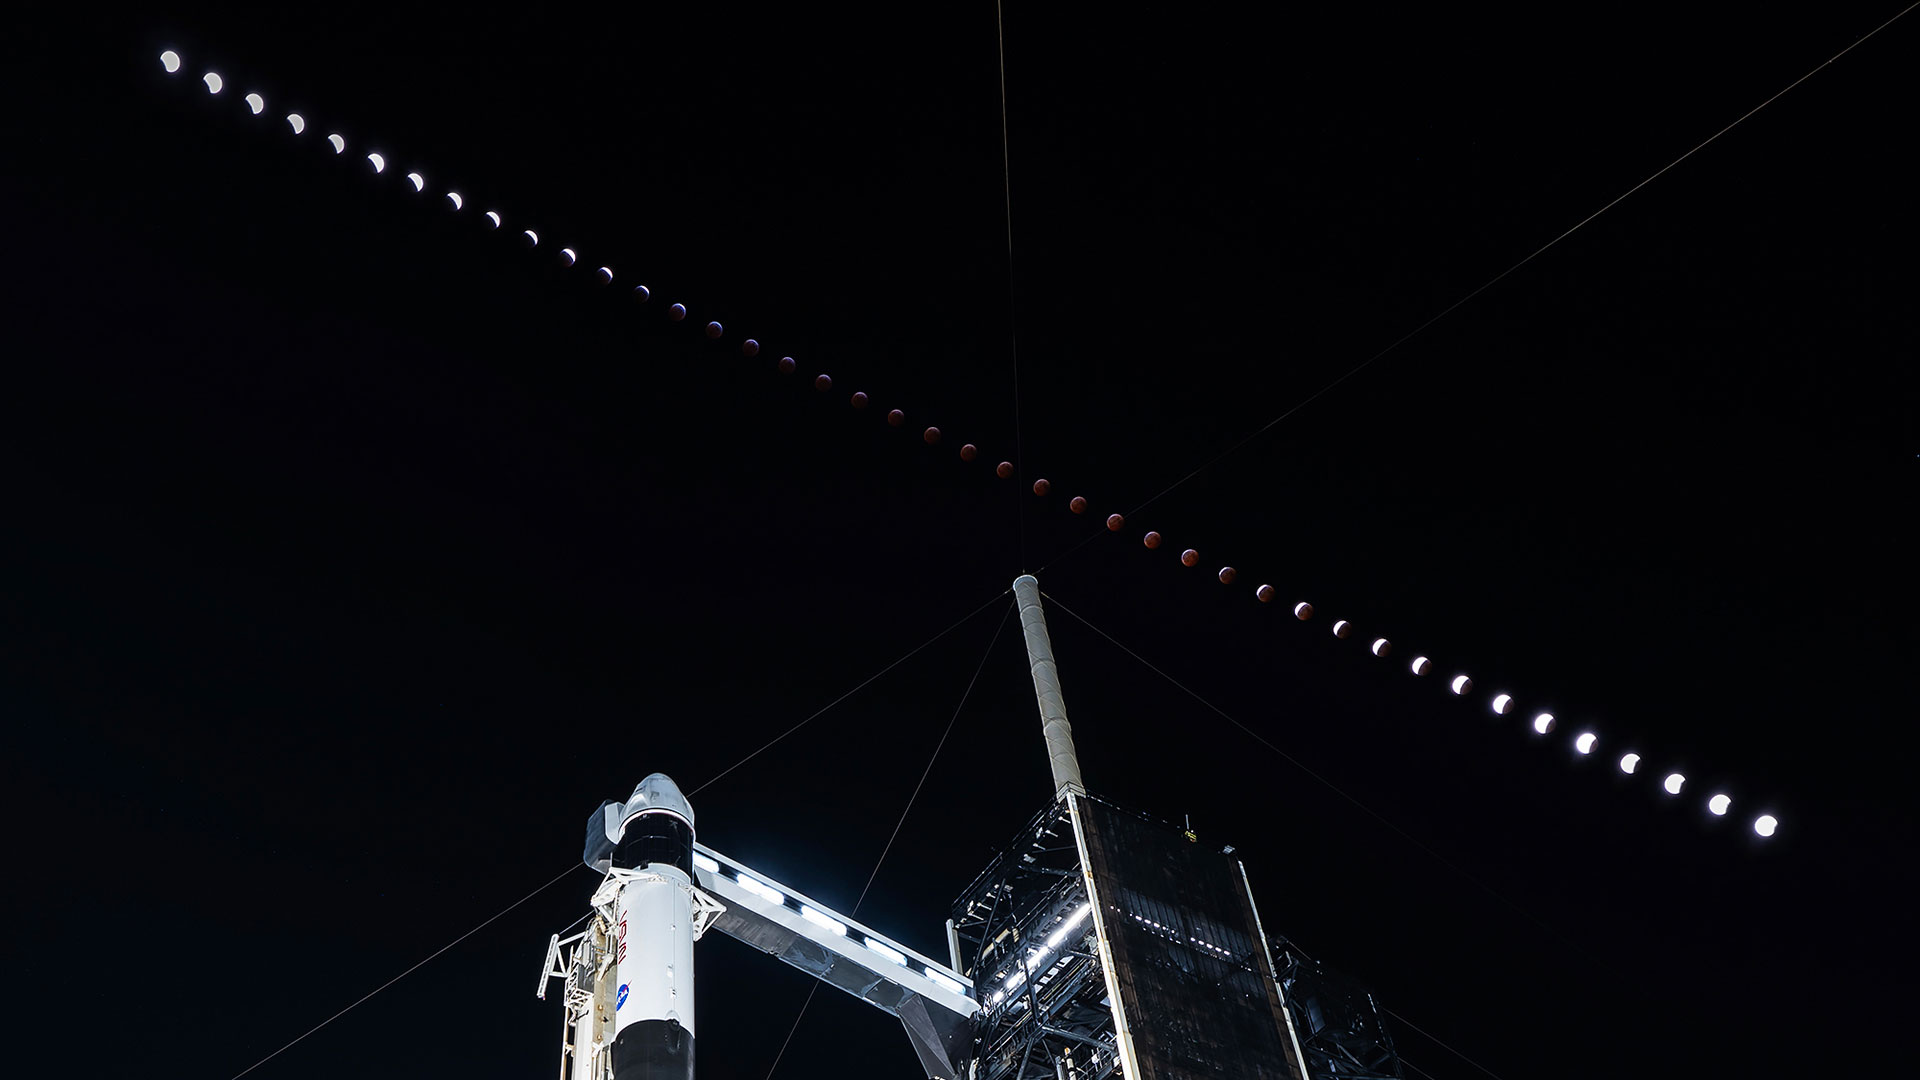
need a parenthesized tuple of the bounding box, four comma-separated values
(6, 9, 1914, 1079)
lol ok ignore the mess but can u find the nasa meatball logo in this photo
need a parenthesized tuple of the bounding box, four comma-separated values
(617, 983, 630, 1010)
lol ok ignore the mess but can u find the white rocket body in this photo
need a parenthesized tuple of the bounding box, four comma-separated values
(614, 866, 697, 1038)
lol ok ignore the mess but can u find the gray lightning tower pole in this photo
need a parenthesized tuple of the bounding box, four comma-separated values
(1013, 574, 1085, 799)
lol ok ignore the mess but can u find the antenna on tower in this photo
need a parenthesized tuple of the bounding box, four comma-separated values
(1012, 574, 1085, 799)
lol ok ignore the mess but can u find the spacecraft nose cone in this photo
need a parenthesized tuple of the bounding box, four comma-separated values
(625, 772, 695, 831)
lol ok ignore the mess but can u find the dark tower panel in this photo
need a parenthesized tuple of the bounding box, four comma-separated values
(1075, 796, 1306, 1080)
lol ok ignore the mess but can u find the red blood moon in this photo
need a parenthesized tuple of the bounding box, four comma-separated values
(851, 392, 869, 408)
(1256, 584, 1275, 602)
(1218, 567, 1237, 585)
(996, 461, 1014, 479)
(1069, 496, 1088, 514)
(1033, 479, 1051, 496)
(741, 339, 760, 357)
(1143, 531, 1163, 549)
(669, 303, 687, 321)
(778, 356, 796, 374)
(923, 427, 940, 444)
(814, 374, 832, 391)
(1294, 602, 1314, 620)
(1106, 514, 1124, 532)
(1180, 549, 1199, 567)
(960, 444, 978, 462)
(888, 409, 905, 427)
(705, 321, 724, 339)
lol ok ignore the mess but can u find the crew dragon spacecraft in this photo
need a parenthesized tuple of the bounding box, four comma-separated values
(540, 576, 1402, 1080)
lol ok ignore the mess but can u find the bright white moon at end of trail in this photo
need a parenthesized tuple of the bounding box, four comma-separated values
(1411, 656, 1431, 676)
(447, 192, 463, 209)
(1491, 693, 1512, 715)
(367, 153, 386, 173)
(524, 230, 538, 245)
(328, 134, 345, 153)
(1371, 638, 1390, 657)
(1663, 773, 1686, 795)
(1574, 732, 1597, 754)
(1532, 712, 1555, 734)
(1708, 794, 1731, 816)
(406, 172, 424, 191)
(203, 72, 223, 94)
(245, 93, 264, 115)
(485, 211, 501, 227)
(1754, 815, 1778, 837)
(287, 113, 305, 134)
(1450, 675, 1471, 695)
(1619, 753, 1640, 774)
(560, 247, 577, 265)
(160, 51, 181, 73)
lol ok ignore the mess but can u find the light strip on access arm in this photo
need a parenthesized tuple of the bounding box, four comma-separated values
(736, 874, 785, 906)
(801, 906, 848, 936)
(691, 851, 719, 874)
(864, 938, 907, 966)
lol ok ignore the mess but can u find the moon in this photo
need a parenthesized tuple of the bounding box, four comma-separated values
(287, 113, 306, 134)
(1619, 753, 1641, 774)
(1663, 773, 1686, 795)
(1574, 732, 1597, 754)
(203, 72, 223, 94)
(560, 247, 577, 265)
(160, 50, 181, 74)
(245, 93, 264, 115)
(1531, 712, 1555, 734)
(1491, 693, 1512, 714)
(1410, 656, 1431, 676)
(1370, 638, 1391, 657)
(1450, 675, 1471, 695)
(406, 173, 424, 192)
(327, 134, 345, 153)
(485, 211, 501, 227)
(1292, 602, 1312, 620)
(524, 230, 539, 246)
(367, 153, 385, 173)
(1331, 619, 1350, 638)
(447, 192, 463, 210)
(1708, 794, 1731, 816)
(1753, 815, 1778, 837)
(598, 267, 614, 284)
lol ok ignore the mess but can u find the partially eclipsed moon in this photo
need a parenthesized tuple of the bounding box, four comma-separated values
(1491, 693, 1513, 715)
(160, 51, 181, 74)
(1411, 656, 1431, 676)
(1663, 773, 1685, 795)
(203, 72, 223, 94)
(287, 113, 306, 134)
(1708, 794, 1730, 816)
(524, 230, 539, 245)
(367, 153, 386, 173)
(598, 267, 614, 283)
(1370, 638, 1391, 657)
(1619, 753, 1640, 774)
(406, 172, 424, 192)
(560, 247, 577, 265)
(1292, 602, 1312, 620)
(1574, 732, 1597, 754)
(447, 192, 463, 210)
(327, 134, 345, 153)
(485, 211, 501, 227)
(1331, 620, 1350, 639)
(245, 93, 264, 114)
(1450, 675, 1471, 695)
(1753, 815, 1777, 837)
(1532, 712, 1555, 734)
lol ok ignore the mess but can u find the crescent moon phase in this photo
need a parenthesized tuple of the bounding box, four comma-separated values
(203, 72, 224, 94)
(485, 211, 501, 227)
(447, 192, 463, 210)
(327, 134, 345, 153)
(560, 247, 577, 266)
(1370, 638, 1391, 657)
(406, 172, 424, 192)
(524, 230, 539, 246)
(1292, 602, 1313, 620)
(598, 267, 614, 284)
(1574, 732, 1597, 754)
(160, 51, 182, 73)
(287, 113, 306, 134)
(1331, 619, 1351, 639)
(245, 93, 264, 114)
(367, 153, 386, 173)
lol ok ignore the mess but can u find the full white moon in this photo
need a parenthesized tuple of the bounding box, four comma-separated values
(1663, 773, 1686, 795)
(1753, 815, 1778, 837)
(560, 247, 577, 265)
(406, 172, 424, 192)
(367, 153, 386, 173)
(1708, 794, 1731, 816)
(1491, 693, 1512, 715)
(485, 211, 501, 227)
(1619, 753, 1640, 774)
(447, 192, 463, 209)
(245, 93, 264, 115)
(524, 230, 539, 245)
(327, 134, 345, 153)
(1574, 732, 1597, 754)
(1532, 712, 1555, 734)
(1450, 675, 1471, 695)
(1411, 656, 1431, 676)
(287, 113, 306, 134)
(160, 50, 182, 73)
(203, 72, 223, 94)
(1371, 638, 1390, 657)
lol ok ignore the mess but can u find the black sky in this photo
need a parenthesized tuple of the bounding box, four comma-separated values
(5, 8, 1915, 1079)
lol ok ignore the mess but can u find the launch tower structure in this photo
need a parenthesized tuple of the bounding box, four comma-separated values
(541, 575, 1402, 1080)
